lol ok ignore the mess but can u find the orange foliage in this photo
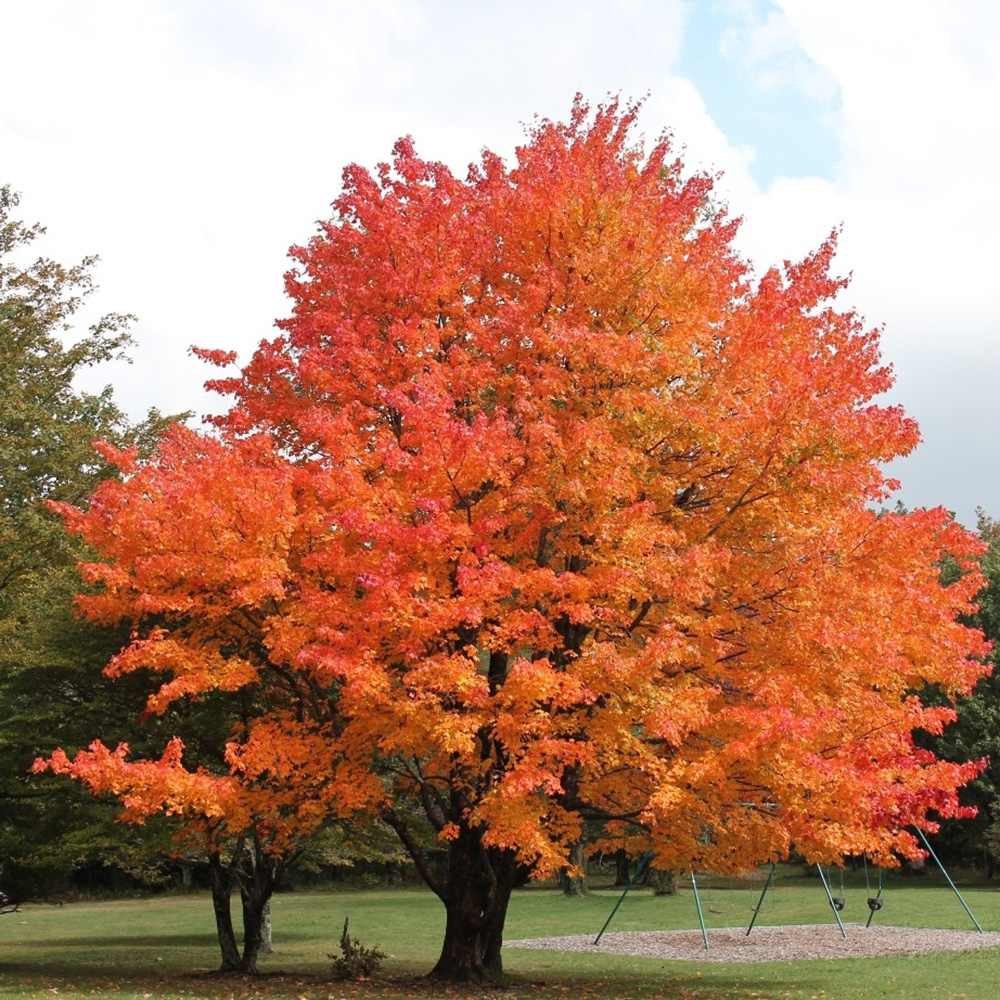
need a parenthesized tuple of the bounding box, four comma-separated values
(41, 99, 989, 886)
(32, 713, 370, 856)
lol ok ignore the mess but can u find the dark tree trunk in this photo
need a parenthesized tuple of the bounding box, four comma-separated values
(559, 840, 588, 896)
(614, 849, 631, 887)
(651, 868, 678, 895)
(481, 879, 513, 972)
(432, 902, 494, 983)
(425, 827, 522, 984)
(239, 891, 265, 974)
(208, 855, 241, 973)
(431, 887, 514, 983)
(238, 838, 276, 974)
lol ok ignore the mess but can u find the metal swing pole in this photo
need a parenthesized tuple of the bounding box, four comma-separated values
(816, 864, 848, 939)
(593, 882, 632, 946)
(914, 827, 984, 933)
(593, 853, 652, 945)
(865, 869, 883, 929)
(746, 862, 776, 936)
(690, 871, 710, 951)
(863, 857, 883, 929)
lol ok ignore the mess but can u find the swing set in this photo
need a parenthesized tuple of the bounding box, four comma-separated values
(593, 827, 984, 950)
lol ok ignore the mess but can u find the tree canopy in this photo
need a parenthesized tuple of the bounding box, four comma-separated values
(38, 99, 990, 982)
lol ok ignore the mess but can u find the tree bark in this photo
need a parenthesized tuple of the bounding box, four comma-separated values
(559, 840, 588, 896)
(389, 649, 529, 984)
(481, 879, 514, 972)
(614, 849, 630, 887)
(238, 838, 276, 974)
(651, 868, 678, 895)
(239, 890, 265, 974)
(426, 826, 522, 984)
(208, 855, 241, 973)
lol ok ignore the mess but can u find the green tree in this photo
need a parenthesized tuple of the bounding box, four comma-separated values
(0, 185, 174, 896)
(926, 511, 1000, 870)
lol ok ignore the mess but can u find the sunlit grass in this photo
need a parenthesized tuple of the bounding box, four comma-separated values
(2, 873, 1000, 999)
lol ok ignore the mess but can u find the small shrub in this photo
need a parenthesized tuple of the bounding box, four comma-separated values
(329, 917, 386, 980)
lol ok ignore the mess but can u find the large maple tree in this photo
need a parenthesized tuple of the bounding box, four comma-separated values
(42, 99, 989, 983)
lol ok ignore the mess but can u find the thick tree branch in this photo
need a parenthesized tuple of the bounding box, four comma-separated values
(381, 808, 447, 902)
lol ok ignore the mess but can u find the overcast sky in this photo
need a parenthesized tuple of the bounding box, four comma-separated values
(3, 0, 998, 526)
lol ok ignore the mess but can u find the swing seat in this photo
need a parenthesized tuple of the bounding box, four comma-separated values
(867, 897, 883, 911)
(832, 897, 845, 911)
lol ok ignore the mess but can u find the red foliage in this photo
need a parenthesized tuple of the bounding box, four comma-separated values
(40, 99, 989, 883)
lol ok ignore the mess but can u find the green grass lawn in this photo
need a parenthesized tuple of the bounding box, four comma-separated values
(3, 875, 1000, 999)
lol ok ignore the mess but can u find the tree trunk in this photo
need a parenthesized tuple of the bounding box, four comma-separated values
(260, 900, 273, 954)
(614, 849, 630, 887)
(238, 839, 276, 974)
(426, 827, 521, 984)
(431, 889, 513, 983)
(208, 855, 241, 973)
(239, 889, 266, 974)
(651, 868, 678, 896)
(481, 880, 513, 972)
(559, 840, 587, 896)
(432, 900, 493, 983)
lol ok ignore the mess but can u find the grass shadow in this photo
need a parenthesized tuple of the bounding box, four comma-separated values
(8, 930, 313, 949)
(0, 961, 825, 1000)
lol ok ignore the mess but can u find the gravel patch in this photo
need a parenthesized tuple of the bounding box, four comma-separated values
(506, 924, 1000, 963)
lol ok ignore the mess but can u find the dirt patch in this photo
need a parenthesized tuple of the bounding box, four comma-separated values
(506, 923, 1000, 963)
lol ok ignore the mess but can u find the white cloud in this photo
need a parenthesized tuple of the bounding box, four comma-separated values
(4, 0, 998, 520)
(719, 0, 838, 103)
(768, 1, 1000, 519)
(771, 1, 1000, 324)
(2, 0, 694, 421)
